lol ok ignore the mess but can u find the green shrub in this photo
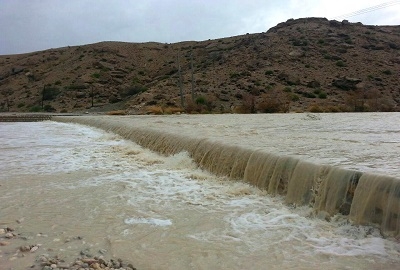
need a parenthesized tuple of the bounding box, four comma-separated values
(42, 87, 60, 100)
(29, 106, 42, 112)
(195, 96, 206, 105)
(303, 92, 316, 98)
(318, 92, 327, 99)
(120, 84, 147, 97)
(336, 60, 346, 67)
(283, 86, 292, 92)
(43, 104, 56, 112)
(91, 73, 100, 78)
(290, 94, 300, 101)
(265, 70, 274, 75)
(382, 70, 392, 75)
(17, 103, 25, 108)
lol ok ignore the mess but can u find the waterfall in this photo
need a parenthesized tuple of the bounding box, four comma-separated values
(54, 116, 400, 238)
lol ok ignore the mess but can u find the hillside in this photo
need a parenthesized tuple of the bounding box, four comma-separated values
(1, 17, 399, 114)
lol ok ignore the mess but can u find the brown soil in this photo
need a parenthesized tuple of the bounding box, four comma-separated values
(0, 17, 399, 114)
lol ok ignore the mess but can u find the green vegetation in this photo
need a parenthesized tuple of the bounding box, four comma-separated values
(42, 87, 60, 101)
(195, 96, 206, 105)
(265, 70, 274, 75)
(120, 84, 147, 97)
(336, 60, 346, 67)
(91, 73, 101, 79)
(382, 70, 392, 75)
(283, 86, 292, 92)
(29, 105, 42, 112)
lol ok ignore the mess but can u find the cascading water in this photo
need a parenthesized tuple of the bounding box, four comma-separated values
(53, 114, 400, 238)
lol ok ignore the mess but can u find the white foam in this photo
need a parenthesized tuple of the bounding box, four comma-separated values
(124, 217, 172, 227)
(309, 237, 387, 257)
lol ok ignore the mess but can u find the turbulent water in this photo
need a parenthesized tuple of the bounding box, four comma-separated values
(0, 114, 399, 269)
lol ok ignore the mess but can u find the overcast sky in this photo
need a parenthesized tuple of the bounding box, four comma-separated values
(1, 0, 399, 55)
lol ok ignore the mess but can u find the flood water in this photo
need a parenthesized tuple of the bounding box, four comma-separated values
(0, 114, 400, 269)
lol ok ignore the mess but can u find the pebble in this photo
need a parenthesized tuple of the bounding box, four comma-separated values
(20, 245, 31, 252)
(1, 227, 137, 270)
(5, 232, 15, 238)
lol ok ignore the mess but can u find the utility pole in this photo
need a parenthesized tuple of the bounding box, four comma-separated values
(91, 85, 94, 107)
(190, 49, 195, 102)
(41, 86, 45, 109)
(177, 52, 184, 108)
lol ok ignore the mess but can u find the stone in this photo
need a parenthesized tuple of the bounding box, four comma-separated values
(4, 232, 14, 238)
(90, 262, 100, 269)
(19, 245, 31, 252)
(0, 241, 10, 246)
(0, 228, 5, 234)
(289, 50, 305, 58)
(30, 245, 39, 252)
(332, 77, 362, 91)
(57, 263, 71, 269)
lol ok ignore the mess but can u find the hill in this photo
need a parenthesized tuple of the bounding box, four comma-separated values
(1, 17, 399, 114)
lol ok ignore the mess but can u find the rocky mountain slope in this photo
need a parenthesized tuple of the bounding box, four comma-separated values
(1, 17, 399, 114)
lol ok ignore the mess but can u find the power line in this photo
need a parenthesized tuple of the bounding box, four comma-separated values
(333, 0, 400, 20)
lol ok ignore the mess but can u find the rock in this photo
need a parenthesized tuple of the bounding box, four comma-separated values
(5, 232, 14, 238)
(0, 241, 10, 246)
(81, 258, 97, 264)
(278, 72, 300, 86)
(98, 248, 107, 255)
(57, 262, 71, 269)
(11, 66, 25, 75)
(76, 92, 86, 98)
(90, 262, 101, 269)
(30, 245, 39, 252)
(289, 50, 305, 58)
(332, 77, 362, 90)
(0, 228, 5, 234)
(19, 245, 31, 252)
(307, 80, 321, 88)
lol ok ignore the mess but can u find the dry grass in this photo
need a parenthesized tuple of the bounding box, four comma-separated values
(106, 110, 127, 115)
(163, 106, 184, 114)
(145, 106, 164, 115)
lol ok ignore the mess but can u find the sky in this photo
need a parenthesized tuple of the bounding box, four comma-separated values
(1, 0, 400, 55)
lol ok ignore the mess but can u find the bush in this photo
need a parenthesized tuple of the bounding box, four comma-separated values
(121, 84, 147, 97)
(290, 94, 300, 101)
(29, 105, 42, 112)
(336, 60, 346, 67)
(283, 86, 292, 92)
(91, 73, 100, 78)
(42, 87, 60, 101)
(382, 70, 392, 75)
(43, 104, 56, 112)
(265, 70, 274, 75)
(308, 105, 324, 113)
(195, 96, 206, 105)
(302, 92, 316, 98)
(318, 92, 327, 99)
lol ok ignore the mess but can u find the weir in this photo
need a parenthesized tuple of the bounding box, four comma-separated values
(53, 116, 400, 238)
